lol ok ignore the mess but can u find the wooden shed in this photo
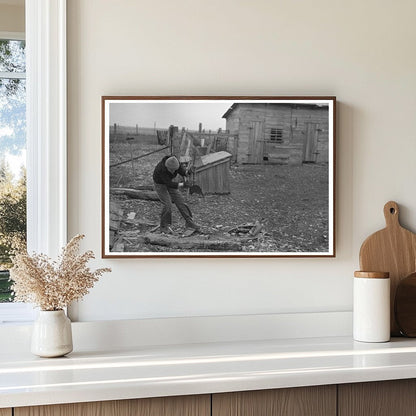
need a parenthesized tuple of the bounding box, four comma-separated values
(194, 151, 232, 194)
(222, 103, 329, 165)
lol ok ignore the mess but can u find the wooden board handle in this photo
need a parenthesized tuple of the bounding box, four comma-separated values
(384, 201, 400, 228)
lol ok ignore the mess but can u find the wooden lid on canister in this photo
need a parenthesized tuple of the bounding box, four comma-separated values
(354, 271, 390, 279)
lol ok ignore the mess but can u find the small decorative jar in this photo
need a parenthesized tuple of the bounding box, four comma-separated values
(353, 271, 390, 343)
(31, 310, 73, 357)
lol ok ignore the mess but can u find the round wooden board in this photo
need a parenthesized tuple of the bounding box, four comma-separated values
(395, 272, 416, 337)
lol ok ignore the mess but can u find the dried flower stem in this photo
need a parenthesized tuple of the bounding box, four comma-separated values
(10, 234, 111, 310)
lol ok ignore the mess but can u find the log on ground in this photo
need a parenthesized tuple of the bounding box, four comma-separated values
(111, 188, 159, 201)
(135, 185, 155, 191)
(141, 233, 242, 251)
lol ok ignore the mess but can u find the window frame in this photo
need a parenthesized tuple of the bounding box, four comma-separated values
(0, 0, 67, 323)
(26, 0, 67, 257)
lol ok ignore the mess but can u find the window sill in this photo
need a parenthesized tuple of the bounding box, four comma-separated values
(0, 303, 36, 324)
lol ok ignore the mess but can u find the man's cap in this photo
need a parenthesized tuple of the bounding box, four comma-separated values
(165, 156, 179, 171)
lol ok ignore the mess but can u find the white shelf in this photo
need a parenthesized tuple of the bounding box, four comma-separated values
(2, 335, 416, 408)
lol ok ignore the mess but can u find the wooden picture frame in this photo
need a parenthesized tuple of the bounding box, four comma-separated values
(102, 96, 336, 258)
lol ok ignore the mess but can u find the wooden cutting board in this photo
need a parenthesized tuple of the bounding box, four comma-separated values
(359, 201, 416, 336)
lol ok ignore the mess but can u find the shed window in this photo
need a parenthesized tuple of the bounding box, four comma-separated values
(270, 128, 283, 142)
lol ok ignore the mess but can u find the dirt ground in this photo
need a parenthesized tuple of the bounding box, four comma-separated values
(109, 140, 329, 254)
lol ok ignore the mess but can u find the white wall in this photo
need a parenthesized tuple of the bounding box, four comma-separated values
(67, 0, 416, 322)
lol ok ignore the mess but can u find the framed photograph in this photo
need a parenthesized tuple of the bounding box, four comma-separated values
(102, 96, 336, 258)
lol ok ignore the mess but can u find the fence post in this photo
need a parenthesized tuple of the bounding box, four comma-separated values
(126, 137, 135, 175)
(169, 125, 180, 157)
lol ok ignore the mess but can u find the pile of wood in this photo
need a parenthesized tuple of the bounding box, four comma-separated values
(109, 202, 124, 249)
(109, 201, 265, 253)
(228, 220, 264, 237)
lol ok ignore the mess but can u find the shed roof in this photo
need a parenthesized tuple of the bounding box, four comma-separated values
(222, 102, 329, 119)
(200, 151, 232, 166)
(222, 104, 238, 119)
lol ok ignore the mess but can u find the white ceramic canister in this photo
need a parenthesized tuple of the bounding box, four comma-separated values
(353, 271, 390, 343)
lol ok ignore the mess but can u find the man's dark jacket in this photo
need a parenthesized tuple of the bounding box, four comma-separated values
(153, 156, 186, 189)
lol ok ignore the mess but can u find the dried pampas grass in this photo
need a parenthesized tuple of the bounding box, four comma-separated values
(10, 234, 111, 311)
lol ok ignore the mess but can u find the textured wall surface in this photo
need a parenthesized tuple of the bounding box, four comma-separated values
(67, 0, 416, 323)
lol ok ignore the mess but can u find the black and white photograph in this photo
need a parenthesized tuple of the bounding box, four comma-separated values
(102, 97, 335, 257)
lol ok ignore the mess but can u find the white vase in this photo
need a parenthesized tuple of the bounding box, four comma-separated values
(31, 310, 73, 357)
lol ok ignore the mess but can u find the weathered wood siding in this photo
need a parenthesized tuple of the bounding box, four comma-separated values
(291, 105, 329, 163)
(223, 106, 241, 162)
(224, 103, 329, 165)
(195, 152, 232, 194)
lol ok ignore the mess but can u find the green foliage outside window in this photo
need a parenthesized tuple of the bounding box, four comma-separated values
(0, 38, 27, 302)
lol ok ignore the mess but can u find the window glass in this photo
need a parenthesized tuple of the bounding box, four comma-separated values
(0, 39, 26, 72)
(0, 38, 27, 303)
(270, 127, 283, 142)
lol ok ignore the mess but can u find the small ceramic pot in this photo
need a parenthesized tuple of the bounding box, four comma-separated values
(31, 310, 73, 357)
